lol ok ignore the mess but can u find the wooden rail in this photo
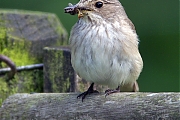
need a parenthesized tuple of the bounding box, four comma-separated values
(0, 93, 179, 120)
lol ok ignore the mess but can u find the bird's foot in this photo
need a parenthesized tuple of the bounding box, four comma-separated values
(105, 86, 120, 97)
(77, 83, 99, 102)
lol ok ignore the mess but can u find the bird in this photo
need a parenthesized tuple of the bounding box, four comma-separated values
(64, 0, 143, 101)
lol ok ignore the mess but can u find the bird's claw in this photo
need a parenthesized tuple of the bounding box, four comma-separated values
(77, 90, 99, 102)
(77, 83, 99, 102)
(105, 86, 120, 97)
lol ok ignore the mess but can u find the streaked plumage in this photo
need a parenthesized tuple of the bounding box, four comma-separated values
(66, 0, 143, 95)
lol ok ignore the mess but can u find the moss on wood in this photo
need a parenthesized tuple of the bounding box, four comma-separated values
(0, 9, 68, 106)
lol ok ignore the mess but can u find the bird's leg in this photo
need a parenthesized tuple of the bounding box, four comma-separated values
(133, 81, 139, 92)
(77, 82, 99, 102)
(105, 86, 120, 97)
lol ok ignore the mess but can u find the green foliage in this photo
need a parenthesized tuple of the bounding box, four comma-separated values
(0, 38, 38, 67)
(0, 69, 43, 106)
(0, 19, 7, 52)
(0, 10, 68, 106)
(0, 16, 42, 106)
(0, 18, 40, 106)
(14, 70, 43, 93)
(0, 77, 18, 106)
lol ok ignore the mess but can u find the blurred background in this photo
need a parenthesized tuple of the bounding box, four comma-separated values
(0, 0, 179, 92)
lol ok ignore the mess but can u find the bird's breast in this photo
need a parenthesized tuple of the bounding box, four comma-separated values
(70, 21, 142, 88)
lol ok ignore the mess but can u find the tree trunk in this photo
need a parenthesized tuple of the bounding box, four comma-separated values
(0, 93, 179, 120)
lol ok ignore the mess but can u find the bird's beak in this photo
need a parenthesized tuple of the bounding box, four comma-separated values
(64, 3, 91, 18)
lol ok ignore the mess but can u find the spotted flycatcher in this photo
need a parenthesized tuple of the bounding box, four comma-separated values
(65, 0, 143, 101)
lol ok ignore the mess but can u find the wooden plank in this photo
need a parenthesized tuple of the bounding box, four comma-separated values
(0, 93, 179, 120)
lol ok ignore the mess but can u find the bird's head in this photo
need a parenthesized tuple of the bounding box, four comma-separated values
(64, 0, 126, 21)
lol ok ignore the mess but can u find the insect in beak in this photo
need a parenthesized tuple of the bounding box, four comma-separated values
(64, 3, 91, 18)
(64, 3, 78, 15)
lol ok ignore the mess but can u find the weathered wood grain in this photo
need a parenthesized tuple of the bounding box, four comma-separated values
(0, 93, 179, 120)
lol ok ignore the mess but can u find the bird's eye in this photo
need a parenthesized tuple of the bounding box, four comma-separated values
(95, 1, 103, 8)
